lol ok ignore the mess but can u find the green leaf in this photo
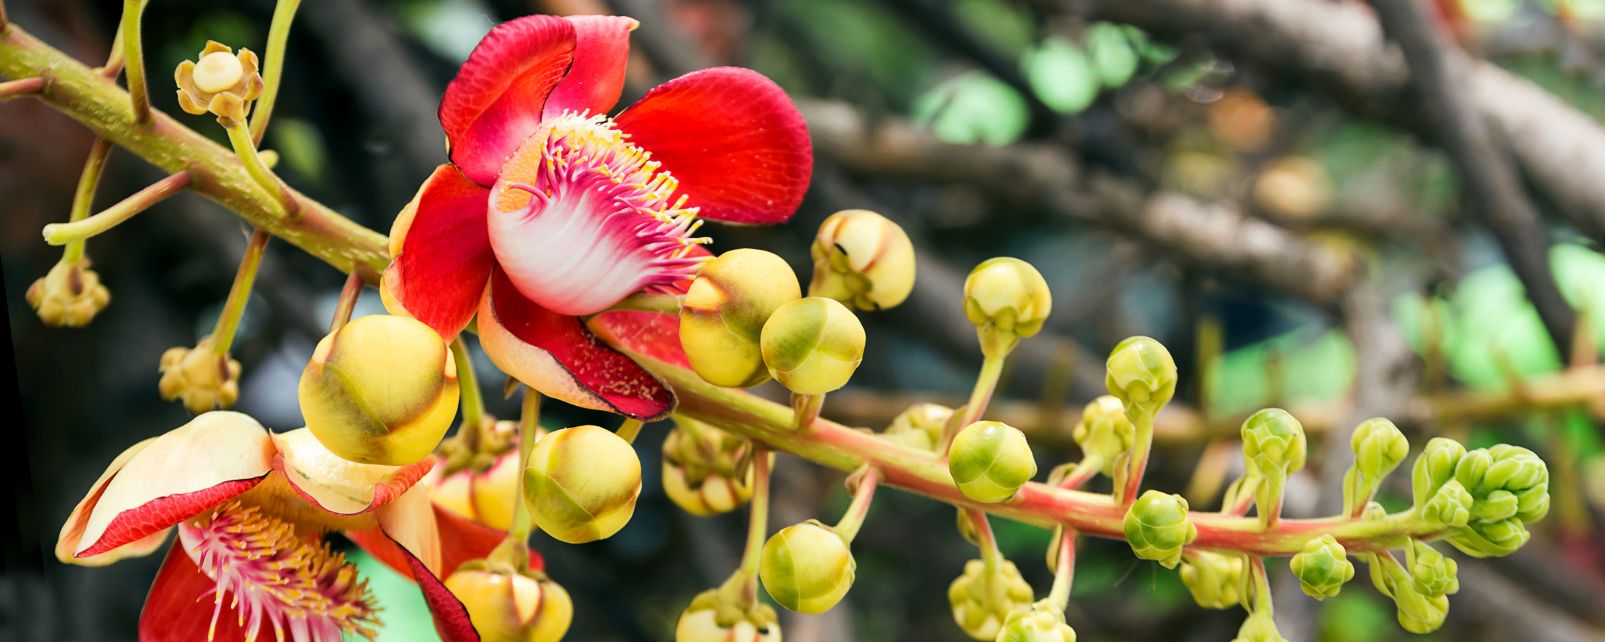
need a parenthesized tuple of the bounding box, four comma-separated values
(911, 72, 1029, 145)
(1021, 37, 1098, 115)
(1085, 23, 1139, 88)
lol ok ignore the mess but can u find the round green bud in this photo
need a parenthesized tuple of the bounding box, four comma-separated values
(809, 209, 917, 311)
(883, 402, 954, 452)
(1179, 551, 1246, 609)
(1240, 408, 1307, 476)
(995, 601, 1076, 642)
(299, 315, 460, 465)
(662, 417, 764, 516)
(949, 559, 1035, 640)
(1104, 337, 1177, 415)
(523, 425, 642, 544)
(1350, 418, 1408, 479)
(444, 563, 571, 642)
(964, 257, 1052, 357)
(759, 297, 866, 395)
(675, 590, 781, 642)
(1124, 490, 1197, 568)
(1289, 534, 1354, 600)
(759, 520, 856, 614)
(949, 421, 1038, 503)
(1444, 444, 1549, 557)
(1418, 479, 1474, 529)
(680, 249, 802, 388)
(1411, 437, 1466, 510)
(1231, 608, 1288, 642)
(1390, 581, 1449, 634)
(27, 259, 111, 328)
(1405, 540, 1458, 598)
(1071, 396, 1134, 475)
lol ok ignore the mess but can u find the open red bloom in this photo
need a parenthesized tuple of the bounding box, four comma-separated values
(383, 14, 813, 420)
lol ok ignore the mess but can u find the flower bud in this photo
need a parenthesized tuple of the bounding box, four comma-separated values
(1372, 560, 1449, 635)
(444, 562, 571, 642)
(995, 601, 1076, 642)
(1231, 608, 1288, 642)
(662, 416, 764, 516)
(882, 402, 954, 452)
(1071, 396, 1133, 475)
(524, 425, 642, 543)
(1405, 540, 1458, 598)
(1179, 551, 1245, 609)
(158, 337, 242, 413)
(1123, 490, 1197, 568)
(675, 590, 781, 642)
(1350, 418, 1408, 479)
(949, 421, 1038, 503)
(299, 315, 459, 466)
(949, 559, 1035, 640)
(759, 297, 866, 395)
(680, 249, 802, 388)
(809, 209, 917, 311)
(963, 258, 1052, 357)
(174, 41, 264, 121)
(1444, 444, 1549, 557)
(1104, 337, 1177, 416)
(1417, 479, 1473, 529)
(1411, 437, 1466, 510)
(1289, 534, 1353, 600)
(429, 420, 523, 530)
(759, 520, 855, 614)
(1240, 408, 1307, 476)
(27, 259, 110, 327)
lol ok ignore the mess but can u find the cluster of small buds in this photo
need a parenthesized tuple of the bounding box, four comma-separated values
(523, 424, 642, 544)
(962, 258, 1052, 358)
(996, 600, 1077, 642)
(430, 419, 526, 531)
(948, 421, 1037, 503)
(1288, 534, 1353, 600)
(1231, 608, 1287, 642)
(680, 248, 801, 388)
(948, 559, 1036, 640)
(174, 41, 264, 121)
(662, 416, 765, 516)
(1069, 396, 1133, 476)
(1411, 438, 1550, 557)
(759, 296, 866, 396)
(881, 402, 954, 452)
(1178, 551, 1246, 609)
(1123, 490, 1196, 568)
(675, 589, 782, 642)
(298, 315, 459, 466)
(1404, 539, 1459, 598)
(1103, 336, 1177, 418)
(1366, 552, 1450, 634)
(444, 560, 572, 642)
(808, 209, 917, 311)
(27, 259, 111, 327)
(158, 337, 242, 412)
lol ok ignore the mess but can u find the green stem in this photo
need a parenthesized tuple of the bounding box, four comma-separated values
(833, 466, 881, 543)
(1056, 455, 1103, 490)
(1248, 555, 1272, 614)
(508, 388, 542, 543)
(943, 352, 1006, 453)
(222, 116, 292, 216)
(729, 446, 772, 605)
(1046, 529, 1077, 611)
(793, 393, 824, 431)
(1117, 410, 1155, 507)
(45, 171, 189, 247)
(971, 508, 1007, 608)
(0, 75, 41, 99)
(62, 138, 113, 263)
(249, 0, 300, 145)
(451, 338, 486, 448)
(210, 228, 270, 355)
(98, 26, 123, 78)
(608, 292, 682, 314)
(617, 418, 644, 444)
(119, 0, 148, 124)
(328, 271, 362, 333)
(1257, 472, 1286, 529)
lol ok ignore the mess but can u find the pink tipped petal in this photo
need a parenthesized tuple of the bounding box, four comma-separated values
(479, 267, 675, 420)
(57, 436, 168, 566)
(615, 67, 813, 224)
(384, 164, 496, 339)
(74, 412, 274, 559)
(272, 429, 436, 516)
(401, 540, 482, 642)
(542, 16, 637, 120)
(440, 16, 577, 185)
(590, 310, 691, 369)
(140, 543, 251, 642)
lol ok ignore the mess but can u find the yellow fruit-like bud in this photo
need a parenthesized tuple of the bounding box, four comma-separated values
(882, 402, 955, 451)
(995, 601, 1077, 642)
(662, 416, 766, 516)
(759, 520, 856, 614)
(299, 315, 459, 466)
(809, 209, 917, 311)
(675, 590, 782, 642)
(444, 563, 571, 642)
(1071, 396, 1133, 475)
(27, 259, 111, 327)
(174, 41, 264, 120)
(158, 337, 242, 413)
(680, 249, 802, 388)
(760, 297, 866, 395)
(949, 559, 1035, 640)
(429, 422, 524, 531)
(1104, 336, 1177, 416)
(949, 421, 1038, 503)
(1179, 550, 1246, 609)
(524, 425, 642, 543)
(963, 258, 1052, 357)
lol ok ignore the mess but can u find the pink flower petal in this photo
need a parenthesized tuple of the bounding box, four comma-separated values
(383, 164, 496, 339)
(590, 311, 690, 369)
(56, 436, 170, 566)
(615, 67, 813, 224)
(440, 15, 577, 185)
(542, 15, 637, 120)
(271, 428, 436, 516)
(139, 543, 251, 642)
(478, 266, 675, 420)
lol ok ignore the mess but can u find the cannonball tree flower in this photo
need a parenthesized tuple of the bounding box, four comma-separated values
(56, 412, 515, 642)
(382, 14, 813, 421)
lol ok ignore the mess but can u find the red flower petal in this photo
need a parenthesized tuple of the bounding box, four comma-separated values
(542, 15, 637, 120)
(402, 540, 482, 642)
(590, 311, 690, 369)
(479, 266, 676, 420)
(77, 477, 263, 558)
(139, 543, 250, 642)
(440, 16, 576, 185)
(615, 67, 812, 224)
(383, 165, 496, 339)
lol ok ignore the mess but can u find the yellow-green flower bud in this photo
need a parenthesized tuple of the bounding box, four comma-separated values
(995, 601, 1076, 642)
(174, 41, 264, 121)
(759, 297, 866, 395)
(662, 417, 763, 516)
(444, 562, 572, 642)
(681, 249, 802, 388)
(158, 337, 243, 413)
(1179, 551, 1246, 609)
(1104, 337, 1177, 416)
(523, 425, 642, 543)
(1241, 408, 1307, 475)
(949, 559, 1035, 640)
(1124, 490, 1197, 568)
(963, 258, 1052, 357)
(759, 520, 855, 614)
(1071, 396, 1133, 475)
(949, 421, 1038, 503)
(675, 590, 781, 642)
(1370, 556, 1449, 634)
(1231, 608, 1288, 642)
(1405, 540, 1458, 598)
(1417, 479, 1473, 529)
(1444, 444, 1549, 557)
(27, 259, 110, 327)
(882, 402, 954, 452)
(299, 315, 460, 466)
(809, 209, 917, 311)
(1344, 418, 1408, 514)
(1289, 534, 1353, 600)
(1411, 437, 1466, 510)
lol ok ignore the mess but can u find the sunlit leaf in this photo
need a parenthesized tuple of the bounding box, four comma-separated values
(911, 72, 1029, 145)
(1022, 37, 1098, 115)
(1085, 23, 1139, 88)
